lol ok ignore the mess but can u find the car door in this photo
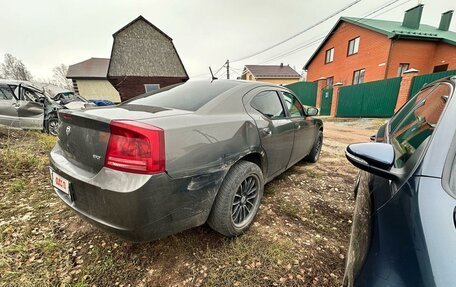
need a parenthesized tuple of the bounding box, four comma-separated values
(0, 84, 20, 127)
(247, 90, 295, 179)
(344, 83, 452, 286)
(16, 87, 44, 129)
(280, 91, 315, 165)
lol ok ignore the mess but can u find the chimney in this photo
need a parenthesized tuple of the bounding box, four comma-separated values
(439, 10, 453, 31)
(402, 4, 424, 29)
(280, 63, 283, 68)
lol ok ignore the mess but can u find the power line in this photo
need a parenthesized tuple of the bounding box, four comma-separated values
(214, 64, 226, 76)
(230, 0, 362, 63)
(237, 0, 404, 76)
(261, 36, 326, 65)
(193, 0, 409, 79)
(190, 63, 225, 79)
(262, 0, 403, 63)
(369, 0, 413, 18)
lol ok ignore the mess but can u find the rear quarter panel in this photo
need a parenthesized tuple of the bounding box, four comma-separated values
(145, 113, 262, 179)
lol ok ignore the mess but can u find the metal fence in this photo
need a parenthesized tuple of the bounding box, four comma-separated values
(320, 88, 333, 116)
(409, 70, 456, 99)
(337, 77, 402, 118)
(285, 81, 317, 106)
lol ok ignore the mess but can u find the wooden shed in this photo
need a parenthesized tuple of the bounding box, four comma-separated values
(107, 16, 189, 101)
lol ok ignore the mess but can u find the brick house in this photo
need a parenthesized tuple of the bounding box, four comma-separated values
(304, 5, 456, 86)
(107, 16, 189, 101)
(241, 64, 301, 85)
(66, 58, 121, 102)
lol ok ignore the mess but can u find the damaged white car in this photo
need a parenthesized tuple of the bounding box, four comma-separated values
(0, 80, 91, 135)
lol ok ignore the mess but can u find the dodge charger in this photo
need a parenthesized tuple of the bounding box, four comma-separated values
(49, 80, 323, 241)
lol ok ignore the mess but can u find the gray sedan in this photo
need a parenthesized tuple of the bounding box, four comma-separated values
(49, 80, 323, 241)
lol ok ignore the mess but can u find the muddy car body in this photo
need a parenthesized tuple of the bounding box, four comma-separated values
(49, 80, 323, 242)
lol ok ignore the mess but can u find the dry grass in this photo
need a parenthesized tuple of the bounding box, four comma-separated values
(0, 120, 377, 286)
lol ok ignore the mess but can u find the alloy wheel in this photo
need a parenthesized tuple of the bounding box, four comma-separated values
(48, 120, 59, 136)
(232, 175, 259, 227)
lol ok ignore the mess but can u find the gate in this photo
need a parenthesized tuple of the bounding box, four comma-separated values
(337, 77, 402, 117)
(285, 81, 317, 106)
(320, 88, 333, 115)
(409, 70, 456, 99)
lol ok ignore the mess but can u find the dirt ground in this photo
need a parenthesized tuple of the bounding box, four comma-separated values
(0, 118, 382, 287)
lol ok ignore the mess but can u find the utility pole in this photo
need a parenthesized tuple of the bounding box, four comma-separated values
(226, 59, 230, 79)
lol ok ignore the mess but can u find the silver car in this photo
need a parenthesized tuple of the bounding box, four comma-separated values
(49, 80, 323, 241)
(0, 80, 88, 135)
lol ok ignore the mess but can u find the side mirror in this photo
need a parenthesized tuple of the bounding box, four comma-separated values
(345, 142, 399, 180)
(306, 107, 319, 116)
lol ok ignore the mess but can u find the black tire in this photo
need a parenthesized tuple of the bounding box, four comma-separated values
(46, 118, 59, 136)
(208, 160, 264, 237)
(305, 130, 323, 163)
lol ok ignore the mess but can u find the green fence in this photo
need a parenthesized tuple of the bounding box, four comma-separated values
(409, 70, 456, 99)
(337, 77, 402, 118)
(320, 88, 333, 116)
(285, 81, 317, 106)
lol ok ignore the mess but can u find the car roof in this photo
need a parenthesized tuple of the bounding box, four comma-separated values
(0, 79, 41, 90)
(422, 76, 456, 89)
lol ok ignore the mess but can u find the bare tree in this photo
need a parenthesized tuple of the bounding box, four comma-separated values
(52, 64, 73, 90)
(1, 53, 33, 81)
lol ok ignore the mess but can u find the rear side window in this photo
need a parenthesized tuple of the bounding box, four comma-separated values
(250, 90, 285, 119)
(390, 83, 451, 168)
(0, 85, 15, 100)
(124, 81, 239, 111)
(281, 92, 305, 117)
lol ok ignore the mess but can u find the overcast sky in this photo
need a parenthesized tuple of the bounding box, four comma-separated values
(0, 0, 454, 80)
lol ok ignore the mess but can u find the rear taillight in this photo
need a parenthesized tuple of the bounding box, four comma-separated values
(104, 120, 165, 174)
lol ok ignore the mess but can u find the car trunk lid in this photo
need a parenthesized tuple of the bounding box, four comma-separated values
(57, 105, 190, 173)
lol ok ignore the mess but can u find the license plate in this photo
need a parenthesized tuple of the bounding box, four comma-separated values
(50, 169, 70, 195)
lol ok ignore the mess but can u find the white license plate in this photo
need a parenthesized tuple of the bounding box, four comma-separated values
(50, 170, 70, 195)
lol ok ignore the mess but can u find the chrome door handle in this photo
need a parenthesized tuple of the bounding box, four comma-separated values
(260, 127, 272, 137)
(295, 123, 301, 130)
(12, 103, 20, 109)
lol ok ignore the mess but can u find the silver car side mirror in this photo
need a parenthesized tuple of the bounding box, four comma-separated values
(306, 107, 319, 116)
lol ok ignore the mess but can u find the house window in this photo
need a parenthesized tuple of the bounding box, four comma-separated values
(248, 75, 252, 80)
(144, 84, 160, 93)
(353, 69, 365, 85)
(397, 63, 410, 76)
(325, 48, 334, 64)
(347, 37, 360, 56)
(326, 76, 334, 87)
(433, 64, 448, 73)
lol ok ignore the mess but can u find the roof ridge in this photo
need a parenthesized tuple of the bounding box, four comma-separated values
(112, 15, 173, 41)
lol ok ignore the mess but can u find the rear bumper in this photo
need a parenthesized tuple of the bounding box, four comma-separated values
(49, 144, 223, 242)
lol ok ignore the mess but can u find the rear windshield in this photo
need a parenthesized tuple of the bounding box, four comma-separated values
(123, 81, 240, 111)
